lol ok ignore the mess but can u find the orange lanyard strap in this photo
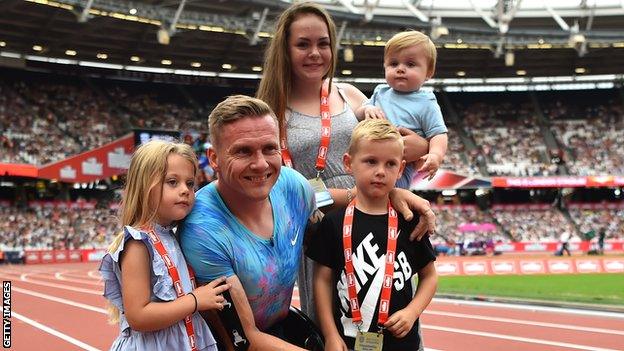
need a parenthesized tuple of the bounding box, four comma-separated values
(343, 200, 399, 329)
(146, 229, 198, 351)
(281, 79, 331, 174)
(280, 139, 294, 168)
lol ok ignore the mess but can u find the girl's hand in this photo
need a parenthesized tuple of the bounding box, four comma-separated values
(324, 334, 348, 351)
(194, 276, 231, 312)
(384, 308, 418, 339)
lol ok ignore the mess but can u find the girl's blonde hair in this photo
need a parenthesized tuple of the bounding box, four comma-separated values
(106, 139, 198, 324)
(256, 1, 337, 139)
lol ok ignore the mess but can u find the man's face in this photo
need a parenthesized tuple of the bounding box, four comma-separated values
(209, 114, 282, 203)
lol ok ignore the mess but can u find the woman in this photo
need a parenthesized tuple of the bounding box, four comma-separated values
(256, 0, 435, 331)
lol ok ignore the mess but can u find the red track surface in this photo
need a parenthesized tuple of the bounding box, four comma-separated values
(2, 262, 623, 351)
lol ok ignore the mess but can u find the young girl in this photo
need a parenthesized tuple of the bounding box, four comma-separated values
(100, 140, 230, 351)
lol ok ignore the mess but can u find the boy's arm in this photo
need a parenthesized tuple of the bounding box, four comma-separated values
(313, 264, 348, 351)
(417, 133, 448, 179)
(383, 261, 438, 338)
(428, 133, 448, 162)
(407, 261, 438, 317)
(354, 102, 386, 121)
(343, 83, 385, 121)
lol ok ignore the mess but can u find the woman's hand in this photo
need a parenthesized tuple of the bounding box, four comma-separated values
(389, 188, 436, 241)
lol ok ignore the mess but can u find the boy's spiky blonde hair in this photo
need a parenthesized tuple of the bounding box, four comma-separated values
(348, 119, 404, 155)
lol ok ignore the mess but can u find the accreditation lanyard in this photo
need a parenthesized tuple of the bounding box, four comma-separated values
(281, 79, 331, 174)
(343, 200, 399, 330)
(146, 229, 198, 351)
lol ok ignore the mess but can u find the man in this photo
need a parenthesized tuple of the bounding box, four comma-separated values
(180, 95, 435, 351)
(559, 230, 571, 256)
(180, 95, 316, 350)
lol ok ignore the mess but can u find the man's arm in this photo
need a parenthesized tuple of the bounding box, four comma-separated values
(223, 275, 307, 351)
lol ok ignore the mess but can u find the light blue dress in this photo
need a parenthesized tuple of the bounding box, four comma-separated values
(99, 224, 218, 351)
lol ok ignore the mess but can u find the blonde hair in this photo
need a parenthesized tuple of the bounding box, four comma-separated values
(256, 1, 337, 139)
(106, 139, 198, 324)
(209, 95, 277, 147)
(348, 119, 404, 155)
(385, 30, 437, 77)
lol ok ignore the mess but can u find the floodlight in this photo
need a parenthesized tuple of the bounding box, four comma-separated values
(157, 28, 170, 45)
(431, 26, 448, 40)
(344, 47, 354, 62)
(569, 33, 586, 46)
(431, 17, 449, 40)
(505, 51, 515, 66)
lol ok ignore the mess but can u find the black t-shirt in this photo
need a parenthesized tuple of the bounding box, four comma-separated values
(306, 207, 436, 351)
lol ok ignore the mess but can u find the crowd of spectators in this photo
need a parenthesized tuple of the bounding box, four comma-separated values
(0, 205, 117, 251)
(457, 100, 557, 176)
(1, 201, 622, 251)
(0, 79, 84, 165)
(3, 70, 623, 179)
(491, 207, 578, 242)
(443, 127, 483, 176)
(430, 205, 509, 256)
(106, 85, 202, 132)
(547, 101, 624, 176)
(0, 73, 205, 165)
(568, 207, 624, 240)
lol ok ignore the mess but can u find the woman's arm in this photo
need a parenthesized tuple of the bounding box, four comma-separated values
(337, 83, 368, 111)
(389, 189, 436, 241)
(397, 127, 430, 163)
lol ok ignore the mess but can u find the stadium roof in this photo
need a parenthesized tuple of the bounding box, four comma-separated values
(0, 0, 623, 81)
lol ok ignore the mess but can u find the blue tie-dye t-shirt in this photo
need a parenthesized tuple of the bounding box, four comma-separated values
(180, 167, 315, 331)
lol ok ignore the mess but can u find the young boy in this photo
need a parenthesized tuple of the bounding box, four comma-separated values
(307, 119, 438, 351)
(356, 30, 448, 188)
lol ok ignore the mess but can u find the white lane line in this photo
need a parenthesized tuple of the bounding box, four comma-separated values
(10, 273, 102, 295)
(13, 286, 107, 314)
(55, 272, 103, 286)
(62, 271, 101, 281)
(423, 324, 621, 351)
(87, 270, 102, 279)
(11, 311, 102, 351)
(424, 310, 624, 335)
(433, 298, 624, 319)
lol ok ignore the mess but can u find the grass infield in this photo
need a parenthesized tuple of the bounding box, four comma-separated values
(437, 273, 624, 306)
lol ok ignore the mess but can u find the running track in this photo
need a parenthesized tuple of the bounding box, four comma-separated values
(2, 262, 623, 351)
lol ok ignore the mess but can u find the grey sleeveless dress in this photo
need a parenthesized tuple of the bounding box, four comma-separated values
(286, 87, 425, 351)
(286, 86, 357, 322)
